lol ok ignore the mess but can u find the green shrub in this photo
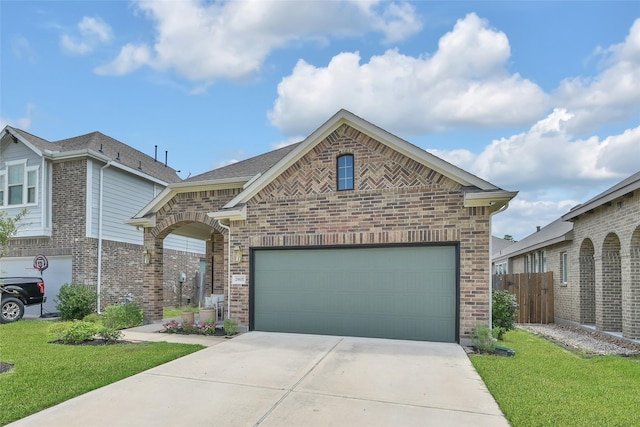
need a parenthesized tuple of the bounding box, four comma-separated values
(97, 327, 123, 343)
(472, 324, 495, 353)
(102, 302, 143, 330)
(83, 313, 101, 323)
(49, 321, 100, 344)
(223, 318, 238, 336)
(55, 283, 98, 320)
(492, 290, 518, 339)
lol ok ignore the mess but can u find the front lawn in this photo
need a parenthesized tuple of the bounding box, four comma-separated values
(471, 329, 640, 426)
(0, 320, 204, 425)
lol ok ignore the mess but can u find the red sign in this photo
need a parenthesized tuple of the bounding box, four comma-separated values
(33, 254, 49, 272)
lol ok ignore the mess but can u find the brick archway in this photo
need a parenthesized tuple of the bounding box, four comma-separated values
(142, 213, 228, 322)
(626, 226, 640, 338)
(579, 238, 595, 324)
(600, 233, 622, 331)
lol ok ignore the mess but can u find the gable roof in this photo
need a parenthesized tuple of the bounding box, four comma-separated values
(1, 126, 181, 184)
(219, 109, 517, 212)
(492, 218, 573, 262)
(562, 170, 640, 221)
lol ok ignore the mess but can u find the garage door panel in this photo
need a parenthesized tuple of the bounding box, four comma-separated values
(253, 246, 457, 342)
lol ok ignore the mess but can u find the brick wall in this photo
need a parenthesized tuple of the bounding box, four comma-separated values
(564, 189, 640, 338)
(8, 158, 203, 314)
(233, 124, 492, 340)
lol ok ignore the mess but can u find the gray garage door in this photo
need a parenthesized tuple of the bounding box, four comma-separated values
(252, 246, 457, 342)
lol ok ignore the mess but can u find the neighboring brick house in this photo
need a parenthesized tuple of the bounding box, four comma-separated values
(130, 110, 517, 344)
(492, 171, 640, 339)
(0, 126, 205, 315)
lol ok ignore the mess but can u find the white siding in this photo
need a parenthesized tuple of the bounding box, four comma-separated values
(98, 166, 157, 244)
(164, 234, 206, 253)
(0, 140, 48, 236)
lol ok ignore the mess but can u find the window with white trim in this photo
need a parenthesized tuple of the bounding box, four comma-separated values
(1, 160, 39, 206)
(560, 251, 568, 283)
(337, 154, 354, 191)
(495, 262, 507, 275)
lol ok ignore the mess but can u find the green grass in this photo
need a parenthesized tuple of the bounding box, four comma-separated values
(0, 320, 204, 425)
(471, 329, 640, 427)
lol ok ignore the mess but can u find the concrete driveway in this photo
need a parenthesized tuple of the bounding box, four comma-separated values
(9, 332, 509, 426)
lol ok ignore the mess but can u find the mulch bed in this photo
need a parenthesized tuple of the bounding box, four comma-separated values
(49, 339, 135, 346)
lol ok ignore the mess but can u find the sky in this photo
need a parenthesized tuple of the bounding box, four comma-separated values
(1, 0, 639, 241)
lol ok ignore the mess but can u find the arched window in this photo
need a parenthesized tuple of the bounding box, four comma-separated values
(337, 154, 354, 191)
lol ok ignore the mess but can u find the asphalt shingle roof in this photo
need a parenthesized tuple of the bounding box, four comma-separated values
(186, 142, 302, 182)
(5, 126, 181, 184)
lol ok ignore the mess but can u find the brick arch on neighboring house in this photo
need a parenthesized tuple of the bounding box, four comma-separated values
(579, 238, 596, 324)
(142, 212, 230, 322)
(627, 226, 640, 338)
(600, 232, 622, 332)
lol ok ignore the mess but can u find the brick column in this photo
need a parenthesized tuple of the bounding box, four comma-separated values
(142, 236, 164, 323)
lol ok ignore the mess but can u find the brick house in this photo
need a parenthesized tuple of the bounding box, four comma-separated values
(492, 171, 640, 339)
(0, 126, 205, 315)
(130, 110, 517, 343)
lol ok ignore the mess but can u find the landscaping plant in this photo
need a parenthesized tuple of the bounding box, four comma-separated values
(102, 302, 144, 330)
(55, 283, 98, 320)
(492, 289, 518, 340)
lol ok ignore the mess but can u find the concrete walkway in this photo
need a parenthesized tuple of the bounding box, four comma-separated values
(9, 330, 509, 427)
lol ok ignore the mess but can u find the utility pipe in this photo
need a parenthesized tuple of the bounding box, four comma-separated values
(97, 161, 112, 313)
(216, 221, 232, 319)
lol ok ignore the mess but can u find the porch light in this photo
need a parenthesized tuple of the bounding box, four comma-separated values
(143, 249, 150, 265)
(233, 245, 243, 263)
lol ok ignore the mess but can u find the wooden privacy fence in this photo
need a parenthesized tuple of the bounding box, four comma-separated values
(492, 272, 554, 324)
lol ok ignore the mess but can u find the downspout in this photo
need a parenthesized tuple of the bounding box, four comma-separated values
(97, 161, 112, 313)
(216, 221, 232, 319)
(488, 202, 510, 331)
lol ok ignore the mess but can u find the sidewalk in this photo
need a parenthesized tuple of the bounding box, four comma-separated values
(121, 317, 229, 347)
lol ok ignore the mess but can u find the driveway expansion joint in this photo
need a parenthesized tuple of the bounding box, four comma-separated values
(253, 337, 344, 426)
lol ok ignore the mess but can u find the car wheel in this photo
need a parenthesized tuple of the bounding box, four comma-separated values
(1, 297, 25, 323)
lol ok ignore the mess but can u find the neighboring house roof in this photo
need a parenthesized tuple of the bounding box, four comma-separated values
(187, 143, 302, 182)
(2, 126, 181, 184)
(562, 170, 640, 222)
(493, 218, 573, 262)
(492, 236, 515, 258)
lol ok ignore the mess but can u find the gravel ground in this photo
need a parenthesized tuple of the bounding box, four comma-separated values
(519, 323, 640, 356)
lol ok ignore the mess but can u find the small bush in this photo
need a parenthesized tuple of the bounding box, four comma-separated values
(223, 318, 238, 336)
(49, 321, 100, 344)
(97, 327, 123, 343)
(55, 283, 98, 321)
(102, 302, 143, 330)
(492, 326, 507, 341)
(83, 313, 101, 323)
(492, 290, 518, 338)
(472, 324, 495, 353)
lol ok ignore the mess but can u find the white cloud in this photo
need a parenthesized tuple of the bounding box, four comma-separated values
(0, 104, 34, 130)
(97, 0, 421, 82)
(95, 44, 152, 75)
(60, 16, 113, 55)
(11, 35, 37, 63)
(554, 18, 640, 134)
(431, 109, 639, 197)
(268, 13, 549, 136)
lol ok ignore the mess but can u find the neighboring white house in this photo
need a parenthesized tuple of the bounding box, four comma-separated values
(0, 126, 205, 315)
